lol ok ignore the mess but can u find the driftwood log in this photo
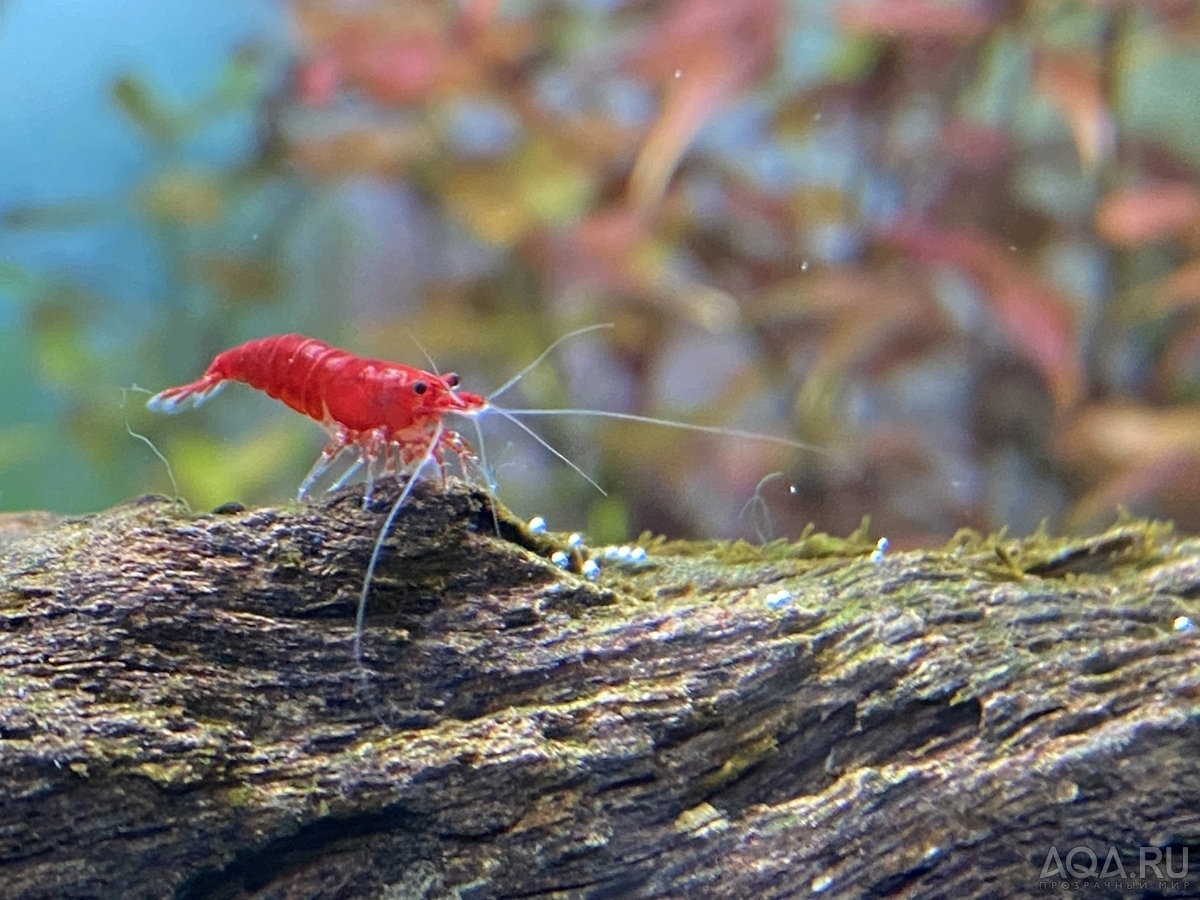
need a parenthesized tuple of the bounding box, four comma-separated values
(2, 480, 1199, 899)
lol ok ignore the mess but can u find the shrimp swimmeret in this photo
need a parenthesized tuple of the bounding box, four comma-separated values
(147, 325, 816, 666)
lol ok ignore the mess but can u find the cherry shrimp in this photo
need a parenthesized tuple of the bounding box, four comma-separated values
(147, 325, 817, 668)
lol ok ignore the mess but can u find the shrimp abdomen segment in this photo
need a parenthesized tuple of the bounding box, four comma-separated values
(212, 335, 342, 423)
(148, 336, 357, 424)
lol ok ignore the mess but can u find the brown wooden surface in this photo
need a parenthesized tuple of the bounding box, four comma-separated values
(1, 480, 1199, 898)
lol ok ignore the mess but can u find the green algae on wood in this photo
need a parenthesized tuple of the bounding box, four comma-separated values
(1, 481, 1199, 898)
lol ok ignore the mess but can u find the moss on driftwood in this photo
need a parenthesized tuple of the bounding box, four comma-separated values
(1, 480, 1199, 898)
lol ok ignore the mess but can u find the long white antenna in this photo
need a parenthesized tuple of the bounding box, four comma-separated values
(355, 427, 441, 670)
(492, 406, 823, 454)
(486, 407, 608, 495)
(471, 417, 503, 537)
(487, 323, 615, 403)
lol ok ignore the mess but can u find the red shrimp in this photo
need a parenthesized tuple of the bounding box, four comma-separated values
(147, 334, 488, 502)
(148, 329, 605, 669)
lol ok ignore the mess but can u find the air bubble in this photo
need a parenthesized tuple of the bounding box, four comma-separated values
(870, 537, 889, 564)
(764, 589, 793, 610)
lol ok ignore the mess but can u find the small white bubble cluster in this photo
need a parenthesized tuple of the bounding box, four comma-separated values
(601, 544, 641, 562)
(533, 516, 650, 581)
(870, 537, 889, 564)
(1174, 616, 1194, 633)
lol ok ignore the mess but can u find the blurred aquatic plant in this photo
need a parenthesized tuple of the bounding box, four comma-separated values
(270, 0, 1200, 540)
(1, 47, 319, 512)
(5, 0, 1200, 544)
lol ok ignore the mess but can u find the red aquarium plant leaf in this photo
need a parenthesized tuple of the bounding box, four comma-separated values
(1057, 404, 1200, 474)
(1034, 50, 1115, 172)
(626, 0, 781, 209)
(836, 0, 993, 41)
(522, 203, 645, 296)
(292, 2, 527, 109)
(1153, 261, 1200, 313)
(1057, 403, 1200, 531)
(884, 220, 1083, 409)
(1096, 182, 1200, 247)
(295, 54, 341, 107)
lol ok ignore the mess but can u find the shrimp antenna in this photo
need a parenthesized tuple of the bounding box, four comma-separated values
(406, 333, 440, 375)
(487, 407, 607, 496)
(740, 471, 789, 544)
(487, 323, 615, 404)
(471, 417, 503, 537)
(122, 385, 182, 501)
(491, 407, 825, 454)
(355, 428, 440, 670)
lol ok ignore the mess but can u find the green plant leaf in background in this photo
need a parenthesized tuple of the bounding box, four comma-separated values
(111, 73, 180, 144)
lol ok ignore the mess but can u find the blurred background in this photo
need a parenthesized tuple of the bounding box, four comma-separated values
(2, 0, 1199, 546)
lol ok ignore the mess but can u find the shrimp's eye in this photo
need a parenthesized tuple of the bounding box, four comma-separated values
(445, 373, 460, 388)
(412, 380, 428, 395)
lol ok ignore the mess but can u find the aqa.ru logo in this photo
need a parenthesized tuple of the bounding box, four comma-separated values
(1039, 845, 1189, 882)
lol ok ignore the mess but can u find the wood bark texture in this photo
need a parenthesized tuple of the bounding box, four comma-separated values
(1, 480, 1199, 899)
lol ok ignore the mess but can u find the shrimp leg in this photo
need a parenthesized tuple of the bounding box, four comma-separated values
(298, 431, 357, 501)
(326, 457, 365, 494)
